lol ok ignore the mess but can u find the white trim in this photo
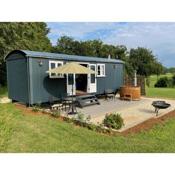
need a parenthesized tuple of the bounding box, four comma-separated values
(75, 62, 90, 93)
(66, 73, 76, 96)
(49, 60, 64, 78)
(88, 64, 97, 93)
(75, 61, 90, 66)
(97, 64, 105, 77)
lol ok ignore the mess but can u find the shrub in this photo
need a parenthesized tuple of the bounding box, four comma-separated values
(32, 105, 40, 112)
(51, 110, 60, 118)
(75, 112, 91, 123)
(75, 112, 86, 122)
(87, 123, 97, 131)
(103, 113, 124, 130)
(155, 77, 169, 87)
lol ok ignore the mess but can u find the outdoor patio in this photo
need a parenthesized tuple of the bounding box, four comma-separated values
(75, 96, 175, 132)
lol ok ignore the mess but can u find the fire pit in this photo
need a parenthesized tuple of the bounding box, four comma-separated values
(152, 101, 171, 116)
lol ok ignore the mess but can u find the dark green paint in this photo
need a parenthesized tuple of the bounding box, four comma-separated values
(6, 50, 124, 105)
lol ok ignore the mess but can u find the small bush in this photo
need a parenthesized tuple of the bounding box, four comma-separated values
(75, 112, 91, 123)
(155, 77, 169, 87)
(51, 110, 60, 118)
(32, 105, 40, 112)
(87, 123, 97, 131)
(86, 115, 91, 123)
(103, 113, 124, 130)
(75, 112, 86, 122)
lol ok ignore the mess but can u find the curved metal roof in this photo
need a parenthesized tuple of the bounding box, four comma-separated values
(6, 50, 124, 64)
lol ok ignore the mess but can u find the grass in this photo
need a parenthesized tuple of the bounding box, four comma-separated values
(0, 77, 175, 152)
(0, 86, 8, 98)
(0, 103, 175, 152)
(149, 73, 173, 88)
(146, 73, 175, 99)
(146, 87, 175, 99)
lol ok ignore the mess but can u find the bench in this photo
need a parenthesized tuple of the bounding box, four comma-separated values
(51, 103, 63, 111)
(76, 94, 100, 108)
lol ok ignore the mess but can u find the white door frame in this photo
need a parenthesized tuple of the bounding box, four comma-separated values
(75, 62, 89, 93)
(66, 62, 89, 95)
(66, 62, 97, 95)
(88, 64, 97, 93)
(66, 73, 76, 96)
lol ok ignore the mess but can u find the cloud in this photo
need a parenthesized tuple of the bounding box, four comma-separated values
(47, 22, 119, 42)
(47, 22, 175, 67)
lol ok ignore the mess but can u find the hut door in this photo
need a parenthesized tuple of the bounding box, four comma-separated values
(66, 74, 76, 96)
(88, 64, 97, 93)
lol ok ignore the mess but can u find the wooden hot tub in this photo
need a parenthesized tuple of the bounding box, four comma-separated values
(120, 86, 141, 101)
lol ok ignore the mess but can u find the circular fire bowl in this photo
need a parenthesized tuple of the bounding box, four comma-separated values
(152, 101, 171, 116)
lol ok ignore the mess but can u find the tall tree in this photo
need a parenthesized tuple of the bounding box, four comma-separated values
(52, 36, 76, 55)
(0, 22, 52, 85)
(129, 47, 164, 77)
(53, 36, 163, 77)
(53, 36, 128, 60)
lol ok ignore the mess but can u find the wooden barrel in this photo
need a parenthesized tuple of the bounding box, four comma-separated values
(120, 86, 141, 101)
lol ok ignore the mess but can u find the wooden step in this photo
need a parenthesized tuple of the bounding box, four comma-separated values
(76, 94, 100, 108)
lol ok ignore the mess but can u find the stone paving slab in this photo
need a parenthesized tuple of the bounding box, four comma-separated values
(0, 97, 11, 104)
(77, 97, 175, 132)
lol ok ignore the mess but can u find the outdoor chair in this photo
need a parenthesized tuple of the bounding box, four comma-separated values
(49, 96, 63, 111)
(104, 89, 116, 100)
(62, 100, 72, 111)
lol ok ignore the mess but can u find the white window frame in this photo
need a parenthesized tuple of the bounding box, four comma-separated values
(97, 64, 105, 77)
(49, 60, 64, 78)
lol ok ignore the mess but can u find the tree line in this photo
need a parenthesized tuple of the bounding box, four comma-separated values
(0, 22, 165, 86)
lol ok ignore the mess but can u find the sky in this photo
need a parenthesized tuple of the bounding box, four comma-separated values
(47, 22, 175, 68)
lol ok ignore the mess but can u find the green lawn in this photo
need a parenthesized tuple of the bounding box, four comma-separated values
(146, 87, 175, 99)
(0, 86, 8, 98)
(149, 73, 173, 88)
(1, 80, 175, 152)
(0, 103, 175, 152)
(146, 73, 175, 99)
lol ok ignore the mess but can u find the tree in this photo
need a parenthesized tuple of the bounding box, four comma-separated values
(53, 36, 134, 75)
(165, 67, 175, 74)
(154, 62, 164, 80)
(129, 47, 164, 77)
(53, 36, 164, 77)
(53, 36, 129, 60)
(52, 36, 76, 55)
(0, 22, 52, 85)
(53, 37, 104, 57)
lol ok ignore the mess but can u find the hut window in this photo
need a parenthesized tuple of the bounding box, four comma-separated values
(49, 61, 64, 78)
(97, 64, 105, 77)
